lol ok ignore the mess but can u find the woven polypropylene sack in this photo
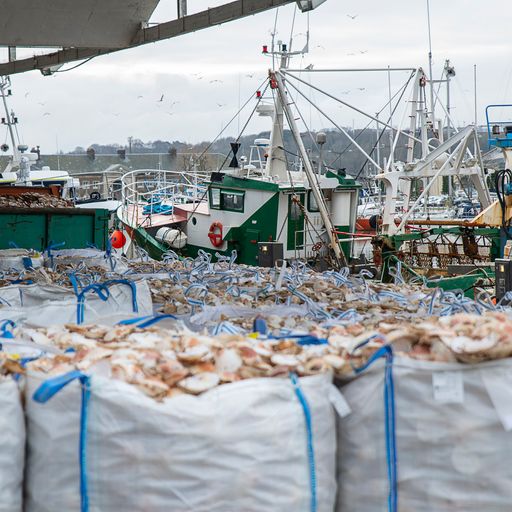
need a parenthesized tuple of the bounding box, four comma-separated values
(19, 280, 153, 327)
(25, 372, 337, 512)
(0, 377, 25, 512)
(50, 249, 129, 273)
(336, 357, 512, 512)
(0, 249, 43, 272)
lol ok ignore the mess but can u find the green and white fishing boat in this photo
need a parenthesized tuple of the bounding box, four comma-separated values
(118, 46, 360, 268)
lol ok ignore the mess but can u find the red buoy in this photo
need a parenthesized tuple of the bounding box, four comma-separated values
(111, 230, 126, 249)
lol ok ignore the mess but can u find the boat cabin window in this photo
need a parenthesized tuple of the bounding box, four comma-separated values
(222, 191, 244, 212)
(308, 191, 320, 212)
(209, 188, 245, 212)
(210, 188, 221, 209)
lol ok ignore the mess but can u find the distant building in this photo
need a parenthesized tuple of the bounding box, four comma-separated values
(0, 152, 225, 175)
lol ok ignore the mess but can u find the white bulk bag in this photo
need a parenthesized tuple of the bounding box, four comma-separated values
(191, 304, 310, 326)
(0, 280, 152, 327)
(0, 249, 43, 272)
(49, 249, 129, 273)
(0, 285, 24, 308)
(25, 372, 337, 512)
(24, 280, 153, 327)
(21, 283, 75, 307)
(337, 356, 512, 512)
(0, 377, 25, 512)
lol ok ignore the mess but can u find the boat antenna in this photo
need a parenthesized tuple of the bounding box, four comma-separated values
(288, 5, 298, 53)
(305, 12, 310, 54)
(426, 0, 435, 123)
(271, 8, 279, 70)
(474, 63, 478, 153)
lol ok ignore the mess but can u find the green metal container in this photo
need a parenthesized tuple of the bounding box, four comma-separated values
(0, 207, 109, 251)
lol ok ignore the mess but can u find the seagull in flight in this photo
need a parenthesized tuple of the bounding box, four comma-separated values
(356, 87, 366, 91)
(137, 95, 143, 99)
(217, 103, 226, 107)
(166, 112, 174, 116)
(246, 74, 254, 78)
(38, 102, 46, 106)
(43, 112, 51, 116)
(315, 45, 325, 50)
(112, 113, 120, 117)
(359, 50, 368, 54)
(210, 79, 223, 84)
(341, 90, 351, 95)
(347, 14, 358, 19)
(158, 94, 164, 102)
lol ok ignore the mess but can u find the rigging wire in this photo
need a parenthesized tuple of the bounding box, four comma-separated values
(329, 74, 414, 169)
(354, 73, 415, 180)
(272, 78, 336, 261)
(270, 83, 309, 248)
(182, 80, 270, 226)
(284, 76, 382, 172)
(195, 77, 268, 162)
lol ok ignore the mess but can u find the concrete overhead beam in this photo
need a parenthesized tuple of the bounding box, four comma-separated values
(0, 0, 297, 76)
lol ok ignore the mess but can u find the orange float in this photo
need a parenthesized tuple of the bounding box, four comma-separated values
(111, 230, 127, 249)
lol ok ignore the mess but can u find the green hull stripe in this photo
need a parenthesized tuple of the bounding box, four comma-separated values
(133, 227, 169, 260)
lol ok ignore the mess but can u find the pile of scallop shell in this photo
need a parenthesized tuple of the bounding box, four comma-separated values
(16, 311, 512, 400)
(20, 322, 379, 399)
(0, 255, 438, 329)
(0, 192, 72, 209)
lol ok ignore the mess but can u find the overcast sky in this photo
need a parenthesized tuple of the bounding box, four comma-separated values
(3, 0, 512, 152)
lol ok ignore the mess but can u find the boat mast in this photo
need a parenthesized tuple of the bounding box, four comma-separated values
(0, 77, 19, 162)
(265, 45, 290, 181)
(426, 0, 435, 125)
(273, 70, 346, 267)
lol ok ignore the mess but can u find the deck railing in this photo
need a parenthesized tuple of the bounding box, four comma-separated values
(120, 169, 208, 228)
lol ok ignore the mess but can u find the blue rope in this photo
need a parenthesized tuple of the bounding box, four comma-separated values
(76, 279, 138, 324)
(354, 346, 397, 512)
(45, 241, 65, 269)
(117, 314, 178, 328)
(80, 377, 91, 512)
(289, 372, 317, 512)
(103, 279, 138, 314)
(76, 284, 110, 324)
(0, 319, 15, 339)
(271, 333, 328, 346)
(33, 371, 91, 512)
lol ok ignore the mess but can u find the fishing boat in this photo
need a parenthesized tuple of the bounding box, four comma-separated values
(0, 77, 81, 198)
(118, 44, 360, 268)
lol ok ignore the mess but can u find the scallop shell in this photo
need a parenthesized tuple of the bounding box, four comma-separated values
(215, 348, 242, 373)
(270, 354, 300, 368)
(177, 345, 211, 363)
(178, 372, 220, 394)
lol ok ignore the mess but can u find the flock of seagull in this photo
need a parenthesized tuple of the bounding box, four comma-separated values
(25, 13, 364, 119)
